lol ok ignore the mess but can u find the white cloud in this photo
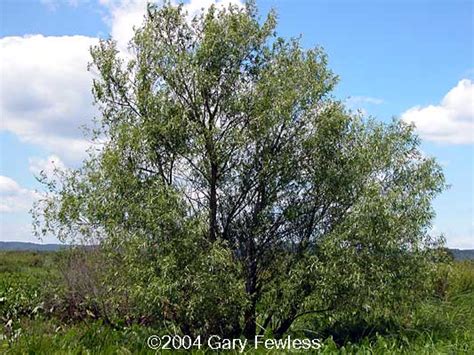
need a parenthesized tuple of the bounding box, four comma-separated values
(0, 176, 40, 213)
(448, 235, 474, 249)
(345, 96, 384, 116)
(0, 35, 98, 163)
(1, 1, 243, 165)
(0, 220, 60, 244)
(99, 0, 242, 54)
(444, 231, 474, 249)
(40, 0, 82, 11)
(99, 0, 151, 53)
(401, 79, 474, 144)
(29, 154, 67, 177)
(432, 224, 474, 249)
(346, 96, 384, 106)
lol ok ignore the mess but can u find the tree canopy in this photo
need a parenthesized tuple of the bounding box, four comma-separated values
(34, 1, 446, 340)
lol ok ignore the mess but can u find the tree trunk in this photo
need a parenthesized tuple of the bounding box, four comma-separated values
(243, 298, 257, 339)
(273, 317, 294, 339)
(209, 161, 218, 242)
(243, 239, 257, 338)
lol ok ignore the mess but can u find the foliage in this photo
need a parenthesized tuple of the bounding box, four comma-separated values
(0, 252, 59, 321)
(1, 253, 473, 353)
(32, 0, 446, 340)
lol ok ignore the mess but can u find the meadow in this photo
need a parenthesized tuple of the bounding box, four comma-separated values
(1, 250, 473, 354)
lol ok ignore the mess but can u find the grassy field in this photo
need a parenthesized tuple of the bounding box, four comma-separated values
(1, 250, 473, 354)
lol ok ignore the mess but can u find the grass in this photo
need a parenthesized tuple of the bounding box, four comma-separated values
(1, 251, 473, 354)
(0, 252, 59, 324)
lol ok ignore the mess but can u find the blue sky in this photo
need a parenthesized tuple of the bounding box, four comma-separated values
(0, 0, 473, 248)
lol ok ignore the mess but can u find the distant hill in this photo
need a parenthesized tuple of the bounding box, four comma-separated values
(0, 241, 67, 252)
(450, 249, 474, 261)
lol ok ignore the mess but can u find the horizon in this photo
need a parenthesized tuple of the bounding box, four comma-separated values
(1, 241, 474, 252)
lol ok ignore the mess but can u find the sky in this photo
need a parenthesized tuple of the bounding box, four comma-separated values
(0, 0, 473, 248)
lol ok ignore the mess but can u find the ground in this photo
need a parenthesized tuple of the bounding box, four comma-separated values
(1, 251, 473, 354)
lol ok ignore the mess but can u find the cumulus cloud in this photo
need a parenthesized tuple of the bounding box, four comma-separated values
(442, 230, 474, 249)
(1, 1, 243, 165)
(401, 79, 474, 144)
(345, 96, 384, 116)
(29, 154, 67, 177)
(0, 176, 40, 213)
(99, 0, 242, 53)
(40, 0, 82, 11)
(449, 235, 474, 249)
(346, 96, 384, 106)
(99, 0, 150, 53)
(0, 35, 98, 163)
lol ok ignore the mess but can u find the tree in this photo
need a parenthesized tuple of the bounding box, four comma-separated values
(34, 1, 446, 339)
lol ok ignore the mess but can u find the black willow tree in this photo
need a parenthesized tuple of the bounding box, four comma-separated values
(35, 1, 445, 339)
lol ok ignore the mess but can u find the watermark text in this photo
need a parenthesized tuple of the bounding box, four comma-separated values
(147, 334, 322, 352)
